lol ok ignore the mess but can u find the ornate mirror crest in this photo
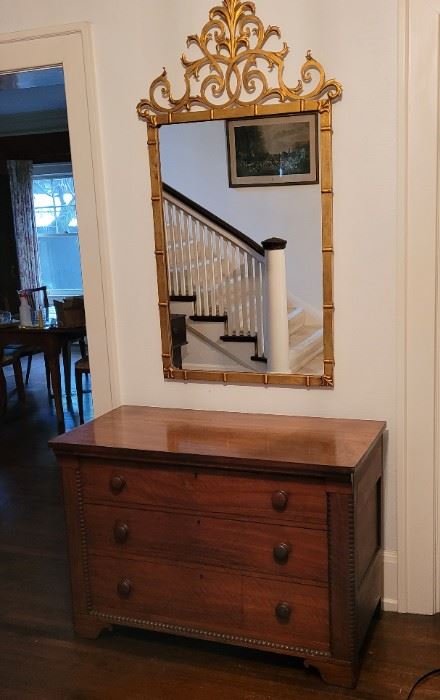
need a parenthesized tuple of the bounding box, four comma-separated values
(137, 0, 342, 388)
(137, 0, 341, 120)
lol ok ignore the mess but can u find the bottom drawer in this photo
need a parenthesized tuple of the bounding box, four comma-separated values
(88, 556, 329, 651)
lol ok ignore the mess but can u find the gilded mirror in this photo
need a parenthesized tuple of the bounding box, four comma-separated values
(137, 0, 342, 387)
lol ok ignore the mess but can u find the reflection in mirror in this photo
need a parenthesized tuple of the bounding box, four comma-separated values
(159, 117, 323, 376)
(137, 0, 342, 386)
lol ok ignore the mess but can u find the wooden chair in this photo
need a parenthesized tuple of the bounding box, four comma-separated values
(0, 293, 45, 392)
(75, 355, 90, 424)
(0, 348, 25, 415)
(16, 286, 51, 392)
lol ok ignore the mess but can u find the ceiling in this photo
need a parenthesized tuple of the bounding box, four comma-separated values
(0, 66, 68, 136)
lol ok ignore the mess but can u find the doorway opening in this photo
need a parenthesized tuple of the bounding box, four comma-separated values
(0, 63, 92, 431)
(0, 26, 114, 431)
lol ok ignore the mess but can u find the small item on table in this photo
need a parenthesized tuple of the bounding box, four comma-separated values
(18, 292, 32, 327)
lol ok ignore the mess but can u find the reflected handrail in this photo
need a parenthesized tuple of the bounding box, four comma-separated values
(163, 187, 266, 359)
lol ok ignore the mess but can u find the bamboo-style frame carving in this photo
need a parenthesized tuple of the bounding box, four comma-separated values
(137, 0, 342, 387)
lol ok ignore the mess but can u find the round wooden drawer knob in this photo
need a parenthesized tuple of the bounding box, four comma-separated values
(275, 602, 292, 621)
(114, 521, 129, 544)
(110, 475, 126, 493)
(117, 578, 132, 598)
(273, 542, 290, 563)
(271, 490, 288, 512)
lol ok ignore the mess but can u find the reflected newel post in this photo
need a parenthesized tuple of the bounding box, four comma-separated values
(262, 238, 290, 373)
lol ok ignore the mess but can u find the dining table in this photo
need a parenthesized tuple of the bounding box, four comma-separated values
(0, 321, 86, 433)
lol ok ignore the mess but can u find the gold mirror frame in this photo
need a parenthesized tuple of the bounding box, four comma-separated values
(137, 0, 342, 387)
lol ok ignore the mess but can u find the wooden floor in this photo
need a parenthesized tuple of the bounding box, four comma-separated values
(1, 357, 440, 699)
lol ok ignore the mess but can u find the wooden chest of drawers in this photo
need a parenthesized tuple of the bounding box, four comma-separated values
(50, 406, 385, 689)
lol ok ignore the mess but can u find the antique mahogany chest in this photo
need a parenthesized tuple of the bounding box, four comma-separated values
(50, 406, 385, 688)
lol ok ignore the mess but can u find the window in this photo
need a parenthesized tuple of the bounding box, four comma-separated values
(32, 163, 83, 300)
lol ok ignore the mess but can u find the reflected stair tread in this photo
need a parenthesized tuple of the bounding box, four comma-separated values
(250, 355, 267, 363)
(190, 315, 228, 323)
(170, 295, 197, 302)
(220, 334, 258, 343)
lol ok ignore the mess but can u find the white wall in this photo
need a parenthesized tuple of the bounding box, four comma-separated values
(160, 120, 322, 309)
(0, 0, 399, 590)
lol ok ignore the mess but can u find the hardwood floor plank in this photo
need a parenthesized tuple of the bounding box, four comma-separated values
(1, 355, 440, 698)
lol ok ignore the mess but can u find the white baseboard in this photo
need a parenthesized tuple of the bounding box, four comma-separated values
(383, 550, 398, 611)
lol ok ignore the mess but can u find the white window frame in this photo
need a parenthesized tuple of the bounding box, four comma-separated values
(32, 161, 83, 301)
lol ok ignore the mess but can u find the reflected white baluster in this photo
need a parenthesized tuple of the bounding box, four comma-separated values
(194, 220, 202, 315)
(232, 245, 240, 333)
(217, 235, 224, 316)
(177, 209, 186, 296)
(247, 253, 255, 339)
(163, 201, 173, 294)
(241, 250, 250, 335)
(182, 213, 190, 296)
(187, 215, 195, 297)
(256, 260, 265, 357)
(226, 240, 235, 333)
(202, 225, 210, 316)
(209, 228, 217, 315)
(170, 204, 180, 295)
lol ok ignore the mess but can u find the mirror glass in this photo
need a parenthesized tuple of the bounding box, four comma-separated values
(158, 116, 324, 376)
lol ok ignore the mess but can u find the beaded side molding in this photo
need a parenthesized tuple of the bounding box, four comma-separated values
(90, 609, 331, 658)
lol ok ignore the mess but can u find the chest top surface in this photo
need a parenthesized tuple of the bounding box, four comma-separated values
(50, 406, 385, 478)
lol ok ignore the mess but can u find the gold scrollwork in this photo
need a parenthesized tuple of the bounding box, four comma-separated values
(137, 0, 342, 121)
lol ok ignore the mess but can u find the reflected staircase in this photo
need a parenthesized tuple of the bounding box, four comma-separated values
(164, 183, 323, 373)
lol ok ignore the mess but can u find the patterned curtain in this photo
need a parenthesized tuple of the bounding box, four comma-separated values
(7, 160, 41, 290)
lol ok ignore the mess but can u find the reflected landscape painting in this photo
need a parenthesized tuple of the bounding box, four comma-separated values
(227, 113, 318, 187)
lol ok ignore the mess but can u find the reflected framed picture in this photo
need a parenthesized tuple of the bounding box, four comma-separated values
(227, 113, 319, 187)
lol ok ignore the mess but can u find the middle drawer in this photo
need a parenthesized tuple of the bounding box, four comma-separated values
(84, 504, 328, 584)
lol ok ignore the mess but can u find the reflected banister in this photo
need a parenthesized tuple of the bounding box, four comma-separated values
(163, 191, 266, 357)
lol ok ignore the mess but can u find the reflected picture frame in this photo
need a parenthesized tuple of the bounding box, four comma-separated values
(227, 113, 319, 187)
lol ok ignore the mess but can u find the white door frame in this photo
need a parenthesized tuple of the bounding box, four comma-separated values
(397, 0, 440, 613)
(0, 23, 119, 417)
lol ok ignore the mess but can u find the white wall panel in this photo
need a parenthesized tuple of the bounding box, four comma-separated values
(0, 0, 400, 597)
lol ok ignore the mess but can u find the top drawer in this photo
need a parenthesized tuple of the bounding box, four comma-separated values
(80, 459, 327, 528)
